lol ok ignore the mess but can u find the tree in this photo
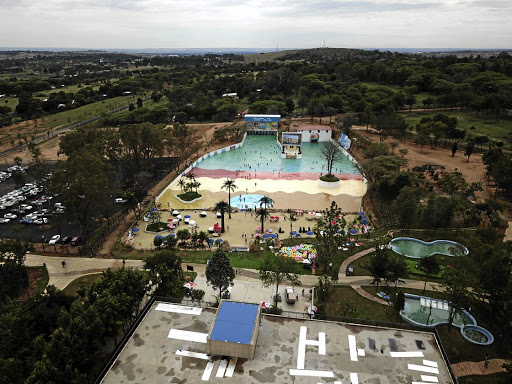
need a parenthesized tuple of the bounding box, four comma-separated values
(258, 195, 274, 210)
(451, 142, 458, 157)
(145, 250, 184, 298)
(314, 202, 346, 273)
(367, 239, 389, 288)
(213, 200, 229, 233)
(259, 253, 301, 308)
(284, 208, 296, 239)
(465, 141, 475, 162)
(394, 291, 405, 321)
(418, 255, 440, 292)
(49, 148, 111, 247)
(255, 207, 270, 234)
(320, 141, 342, 176)
(386, 255, 408, 291)
(205, 249, 235, 301)
(440, 267, 474, 329)
(221, 179, 237, 219)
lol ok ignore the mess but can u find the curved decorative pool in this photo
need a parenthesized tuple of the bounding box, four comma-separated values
(389, 237, 468, 259)
(400, 293, 494, 345)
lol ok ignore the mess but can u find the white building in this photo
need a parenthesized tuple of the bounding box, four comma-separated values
(295, 125, 332, 142)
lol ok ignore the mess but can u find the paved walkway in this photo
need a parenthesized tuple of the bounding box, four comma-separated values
(451, 359, 508, 377)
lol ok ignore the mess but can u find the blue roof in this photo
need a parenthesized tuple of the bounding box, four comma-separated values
(210, 302, 259, 344)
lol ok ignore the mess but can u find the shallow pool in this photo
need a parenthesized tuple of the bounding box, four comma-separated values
(196, 135, 360, 174)
(401, 294, 475, 327)
(389, 237, 468, 258)
(230, 194, 265, 210)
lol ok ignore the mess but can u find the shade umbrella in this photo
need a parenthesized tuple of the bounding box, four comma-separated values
(152, 207, 158, 211)
(184, 218, 190, 224)
(208, 227, 214, 233)
(167, 218, 174, 222)
(262, 234, 272, 239)
(315, 212, 322, 217)
(270, 233, 277, 238)
(167, 233, 176, 238)
(131, 227, 139, 232)
(306, 231, 314, 235)
(155, 235, 165, 239)
(349, 229, 358, 235)
(172, 210, 179, 216)
(184, 215, 191, 218)
(302, 259, 311, 265)
(216, 212, 222, 218)
(189, 220, 196, 225)
(217, 239, 224, 242)
(207, 238, 215, 243)
(167, 223, 175, 229)
(200, 211, 207, 217)
(176, 214, 182, 220)
(172, 218, 179, 223)
(290, 231, 298, 235)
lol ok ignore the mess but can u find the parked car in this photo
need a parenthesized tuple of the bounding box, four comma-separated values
(61, 236, 72, 244)
(70, 236, 81, 246)
(4, 213, 17, 219)
(33, 217, 49, 225)
(20, 219, 34, 224)
(0, 218, 10, 224)
(53, 208, 65, 214)
(49, 235, 61, 245)
(115, 198, 127, 204)
(285, 287, 296, 304)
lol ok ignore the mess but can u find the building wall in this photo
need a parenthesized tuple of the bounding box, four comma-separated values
(297, 129, 332, 142)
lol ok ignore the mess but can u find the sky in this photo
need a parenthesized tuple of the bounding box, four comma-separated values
(1, 0, 511, 50)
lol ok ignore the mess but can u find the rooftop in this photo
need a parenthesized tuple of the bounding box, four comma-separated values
(210, 301, 259, 344)
(100, 301, 455, 384)
(296, 125, 332, 131)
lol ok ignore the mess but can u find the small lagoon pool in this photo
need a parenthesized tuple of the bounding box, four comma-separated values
(389, 237, 468, 259)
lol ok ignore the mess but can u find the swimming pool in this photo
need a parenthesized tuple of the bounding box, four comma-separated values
(389, 237, 468, 258)
(195, 135, 360, 175)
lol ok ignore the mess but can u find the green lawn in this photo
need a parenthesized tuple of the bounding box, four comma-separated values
(62, 273, 103, 296)
(402, 110, 512, 146)
(0, 96, 19, 109)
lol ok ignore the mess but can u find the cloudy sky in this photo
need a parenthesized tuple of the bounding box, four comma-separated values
(1, 0, 511, 49)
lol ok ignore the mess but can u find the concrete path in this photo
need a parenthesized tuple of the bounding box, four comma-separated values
(25, 254, 144, 290)
(452, 359, 508, 377)
(339, 247, 374, 278)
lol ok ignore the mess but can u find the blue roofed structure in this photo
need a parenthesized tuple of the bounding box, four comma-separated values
(207, 301, 261, 359)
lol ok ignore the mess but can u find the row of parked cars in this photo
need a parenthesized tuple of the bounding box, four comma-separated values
(46, 235, 82, 246)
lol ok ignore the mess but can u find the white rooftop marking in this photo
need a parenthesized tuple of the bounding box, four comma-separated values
(225, 358, 237, 377)
(390, 351, 424, 358)
(297, 326, 307, 369)
(412, 382, 435, 384)
(216, 359, 228, 377)
(348, 335, 358, 361)
(175, 350, 210, 360)
(357, 348, 366, 357)
(318, 332, 326, 355)
(423, 360, 438, 368)
(289, 369, 335, 377)
(201, 362, 214, 381)
(156, 303, 202, 315)
(334, 381, 342, 384)
(421, 374, 439, 382)
(168, 329, 208, 343)
(350, 372, 359, 384)
(408, 364, 440, 374)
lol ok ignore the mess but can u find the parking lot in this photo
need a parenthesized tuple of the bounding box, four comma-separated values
(0, 167, 82, 244)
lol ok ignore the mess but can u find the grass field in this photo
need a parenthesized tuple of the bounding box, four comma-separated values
(62, 273, 103, 296)
(402, 110, 512, 145)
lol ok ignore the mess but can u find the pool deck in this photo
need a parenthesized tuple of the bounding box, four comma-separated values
(189, 168, 364, 181)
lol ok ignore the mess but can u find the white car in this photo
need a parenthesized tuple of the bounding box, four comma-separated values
(48, 235, 61, 244)
(4, 213, 17, 219)
(34, 217, 49, 225)
(0, 218, 10, 224)
(115, 198, 127, 204)
(20, 204, 33, 210)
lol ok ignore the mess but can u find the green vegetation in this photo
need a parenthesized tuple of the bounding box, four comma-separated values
(320, 174, 340, 182)
(177, 191, 202, 201)
(146, 222, 168, 232)
(62, 273, 103, 296)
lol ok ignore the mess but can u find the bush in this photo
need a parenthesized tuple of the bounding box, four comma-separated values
(177, 191, 202, 201)
(146, 222, 168, 232)
(320, 174, 340, 182)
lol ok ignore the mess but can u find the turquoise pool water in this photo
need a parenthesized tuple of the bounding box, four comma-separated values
(402, 294, 475, 327)
(230, 194, 265, 210)
(389, 237, 468, 259)
(197, 135, 360, 174)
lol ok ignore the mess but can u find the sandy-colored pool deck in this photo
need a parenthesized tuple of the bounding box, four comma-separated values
(157, 177, 367, 212)
(127, 210, 358, 250)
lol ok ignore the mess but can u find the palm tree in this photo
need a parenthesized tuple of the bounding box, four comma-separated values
(177, 178, 185, 192)
(221, 179, 238, 219)
(256, 207, 270, 234)
(285, 208, 296, 239)
(213, 200, 230, 233)
(197, 230, 209, 248)
(258, 195, 274, 210)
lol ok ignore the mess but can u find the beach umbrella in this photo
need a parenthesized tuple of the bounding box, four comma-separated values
(207, 238, 215, 243)
(262, 234, 272, 239)
(167, 223, 175, 229)
(217, 239, 224, 242)
(172, 210, 179, 216)
(296, 234, 301, 237)
(337, 229, 346, 234)
(349, 229, 358, 235)
(200, 211, 207, 217)
(315, 212, 322, 217)
(189, 220, 196, 225)
(168, 233, 176, 238)
(167, 218, 174, 222)
(290, 231, 298, 235)
(155, 235, 165, 239)
(216, 212, 222, 217)
(208, 227, 214, 232)
(131, 227, 139, 232)
(176, 215, 182, 220)
(172, 218, 179, 223)
(184, 218, 190, 223)
(184, 215, 191, 218)
(270, 234, 277, 238)
(152, 208, 158, 211)
(306, 231, 314, 235)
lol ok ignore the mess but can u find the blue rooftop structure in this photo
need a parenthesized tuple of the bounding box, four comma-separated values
(210, 302, 259, 344)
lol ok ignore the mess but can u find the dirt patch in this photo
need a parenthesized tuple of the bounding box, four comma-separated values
(18, 267, 44, 300)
